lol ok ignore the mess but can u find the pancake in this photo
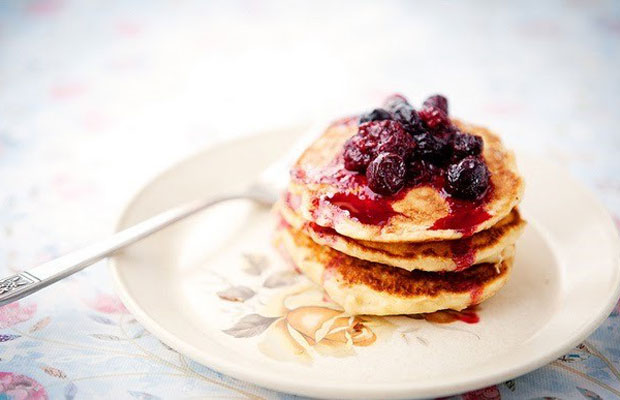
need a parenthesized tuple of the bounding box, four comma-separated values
(276, 199, 525, 272)
(275, 223, 514, 316)
(288, 118, 524, 242)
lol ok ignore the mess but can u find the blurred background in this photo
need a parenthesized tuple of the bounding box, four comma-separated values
(1, 0, 619, 249)
(0, 0, 619, 398)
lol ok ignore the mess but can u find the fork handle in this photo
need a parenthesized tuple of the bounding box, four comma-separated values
(0, 194, 243, 307)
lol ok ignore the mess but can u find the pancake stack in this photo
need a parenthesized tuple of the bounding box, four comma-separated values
(274, 94, 525, 316)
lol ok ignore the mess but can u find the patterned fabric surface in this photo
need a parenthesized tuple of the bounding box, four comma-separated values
(1, 1, 620, 399)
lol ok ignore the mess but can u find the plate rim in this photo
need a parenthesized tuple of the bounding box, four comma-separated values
(109, 126, 620, 400)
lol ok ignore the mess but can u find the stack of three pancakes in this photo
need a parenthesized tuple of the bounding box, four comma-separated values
(274, 119, 525, 316)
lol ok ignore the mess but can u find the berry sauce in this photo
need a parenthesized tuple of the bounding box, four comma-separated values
(295, 155, 492, 231)
(293, 155, 406, 226)
(450, 307, 480, 324)
(449, 238, 475, 271)
(325, 191, 403, 226)
(307, 221, 336, 236)
(292, 92, 495, 232)
(431, 187, 492, 236)
(409, 306, 480, 324)
(469, 285, 484, 304)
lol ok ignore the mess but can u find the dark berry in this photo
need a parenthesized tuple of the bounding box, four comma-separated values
(359, 108, 393, 124)
(367, 152, 407, 196)
(376, 126, 415, 158)
(382, 94, 426, 135)
(445, 156, 490, 200)
(412, 132, 450, 165)
(391, 103, 427, 135)
(407, 159, 438, 186)
(344, 120, 413, 172)
(419, 106, 451, 131)
(343, 135, 373, 172)
(422, 94, 448, 114)
(358, 120, 414, 159)
(383, 94, 410, 111)
(451, 132, 483, 160)
(434, 124, 457, 141)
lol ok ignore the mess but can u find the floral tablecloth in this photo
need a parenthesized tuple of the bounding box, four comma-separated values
(1, 1, 619, 399)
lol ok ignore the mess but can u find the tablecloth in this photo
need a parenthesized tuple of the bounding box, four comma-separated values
(1, 1, 619, 399)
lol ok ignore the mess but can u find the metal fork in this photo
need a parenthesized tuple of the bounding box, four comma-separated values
(0, 125, 319, 306)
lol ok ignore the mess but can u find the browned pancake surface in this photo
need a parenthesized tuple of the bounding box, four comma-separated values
(286, 221, 509, 298)
(278, 198, 524, 271)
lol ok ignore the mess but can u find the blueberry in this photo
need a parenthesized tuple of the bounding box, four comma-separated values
(412, 132, 451, 165)
(451, 132, 483, 160)
(391, 104, 427, 136)
(359, 108, 393, 124)
(367, 152, 407, 196)
(407, 159, 437, 186)
(445, 156, 490, 200)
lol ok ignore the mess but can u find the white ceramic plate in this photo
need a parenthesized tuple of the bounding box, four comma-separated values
(110, 126, 620, 400)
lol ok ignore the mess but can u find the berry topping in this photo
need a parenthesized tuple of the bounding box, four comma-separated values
(340, 93, 491, 203)
(367, 152, 407, 196)
(344, 120, 413, 172)
(407, 159, 438, 186)
(343, 135, 374, 172)
(391, 103, 426, 135)
(374, 123, 415, 158)
(451, 132, 483, 159)
(361, 120, 413, 154)
(422, 94, 448, 114)
(412, 132, 450, 165)
(445, 156, 490, 200)
(419, 106, 451, 132)
(359, 108, 393, 124)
